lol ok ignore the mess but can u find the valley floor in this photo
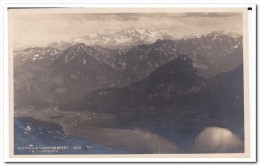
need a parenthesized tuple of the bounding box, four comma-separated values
(14, 108, 178, 154)
(14, 105, 244, 154)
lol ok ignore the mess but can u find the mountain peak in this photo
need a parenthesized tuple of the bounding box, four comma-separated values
(60, 54, 205, 112)
(74, 42, 87, 48)
(160, 54, 193, 70)
(66, 42, 94, 54)
(53, 43, 92, 65)
(151, 54, 203, 86)
(208, 30, 225, 36)
(204, 31, 242, 40)
(149, 54, 197, 85)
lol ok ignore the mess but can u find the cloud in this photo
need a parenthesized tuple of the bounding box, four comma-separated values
(60, 13, 141, 22)
(10, 10, 243, 49)
(182, 13, 242, 18)
(61, 13, 187, 22)
(191, 127, 244, 153)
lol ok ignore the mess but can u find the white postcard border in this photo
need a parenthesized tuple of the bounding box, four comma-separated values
(1, 1, 257, 163)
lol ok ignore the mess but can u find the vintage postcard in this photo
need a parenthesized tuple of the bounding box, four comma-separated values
(8, 7, 251, 160)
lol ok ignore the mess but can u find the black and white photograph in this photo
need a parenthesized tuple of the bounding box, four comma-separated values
(8, 8, 250, 157)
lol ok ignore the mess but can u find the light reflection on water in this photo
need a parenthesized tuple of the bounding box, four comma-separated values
(14, 109, 244, 154)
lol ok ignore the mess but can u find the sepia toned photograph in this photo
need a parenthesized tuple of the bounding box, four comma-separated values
(8, 8, 249, 157)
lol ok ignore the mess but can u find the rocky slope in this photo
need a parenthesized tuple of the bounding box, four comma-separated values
(13, 31, 243, 111)
(60, 55, 244, 152)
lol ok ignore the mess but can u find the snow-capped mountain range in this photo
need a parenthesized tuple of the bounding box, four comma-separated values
(13, 30, 243, 110)
(14, 47, 59, 62)
(14, 31, 242, 79)
(47, 28, 173, 50)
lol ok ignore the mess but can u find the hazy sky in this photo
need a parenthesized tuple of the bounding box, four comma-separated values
(10, 10, 243, 49)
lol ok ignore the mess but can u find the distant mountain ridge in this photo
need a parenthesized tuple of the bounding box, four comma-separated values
(14, 31, 242, 79)
(13, 31, 243, 110)
(72, 27, 173, 49)
(14, 47, 60, 69)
